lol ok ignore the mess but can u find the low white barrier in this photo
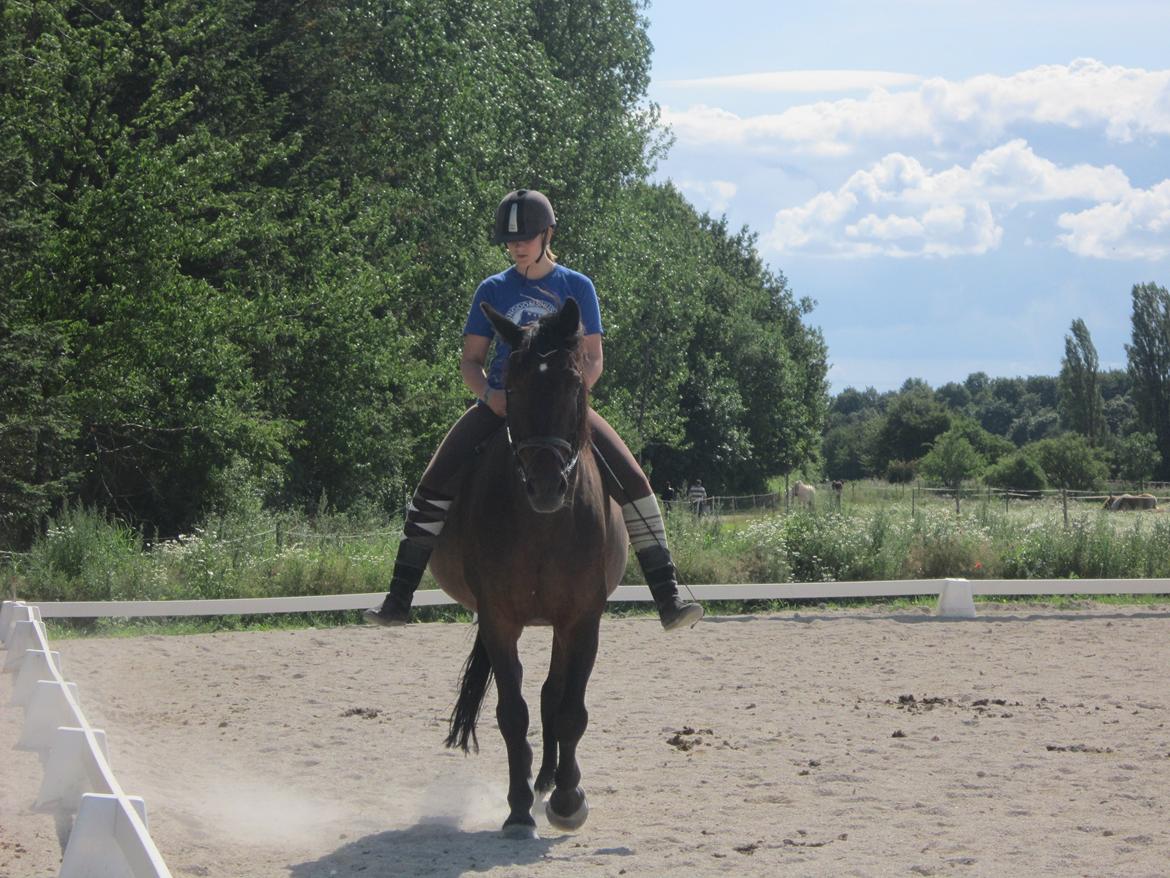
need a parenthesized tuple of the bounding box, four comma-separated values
(25, 577, 1170, 621)
(1, 600, 172, 878)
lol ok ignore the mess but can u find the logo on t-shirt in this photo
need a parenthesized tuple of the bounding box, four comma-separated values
(504, 292, 558, 329)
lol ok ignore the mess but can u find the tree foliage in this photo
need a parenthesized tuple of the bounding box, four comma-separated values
(823, 306, 1165, 489)
(918, 430, 986, 512)
(1125, 282, 1170, 480)
(2, 0, 827, 545)
(1059, 318, 1105, 445)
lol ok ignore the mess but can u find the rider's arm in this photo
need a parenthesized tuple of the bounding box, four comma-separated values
(461, 334, 506, 416)
(582, 333, 603, 390)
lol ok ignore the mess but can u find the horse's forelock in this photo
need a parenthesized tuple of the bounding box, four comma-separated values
(517, 310, 583, 365)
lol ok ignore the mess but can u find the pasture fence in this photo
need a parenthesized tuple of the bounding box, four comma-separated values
(662, 483, 1168, 519)
(1, 600, 172, 878)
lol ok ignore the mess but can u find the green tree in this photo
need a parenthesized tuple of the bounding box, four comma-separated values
(1029, 434, 1109, 491)
(871, 386, 950, 473)
(983, 452, 1048, 493)
(918, 430, 986, 514)
(0, 315, 79, 546)
(1059, 318, 1105, 444)
(1112, 432, 1160, 486)
(1125, 283, 1170, 479)
(947, 416, 1014, 463)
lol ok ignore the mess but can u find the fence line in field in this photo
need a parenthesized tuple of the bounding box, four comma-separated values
(1, 600, 172, 878)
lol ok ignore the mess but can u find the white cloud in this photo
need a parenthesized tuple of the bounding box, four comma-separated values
(676, 178, 738, 213)
(660, 59, 1170, 156)
(764, 140, 1148, 258)
(662, 69, 922, 93)
(1057, 179, 1170, 260)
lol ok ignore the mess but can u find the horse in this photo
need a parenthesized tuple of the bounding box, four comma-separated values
(1103, 493, 1158, 511)
(789, 480, 816, 509)
(428, 297, 628, 839)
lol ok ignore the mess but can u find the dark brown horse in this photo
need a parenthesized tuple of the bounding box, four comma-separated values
(428, 298, 627, 838)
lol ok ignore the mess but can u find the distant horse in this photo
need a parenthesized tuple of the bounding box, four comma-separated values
(1104, 493, 1158, 511)
(789, 480, 816, 509)
(429, 298, 627, 839)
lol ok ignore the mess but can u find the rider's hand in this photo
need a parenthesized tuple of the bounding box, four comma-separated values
(484, 388, 507, 417)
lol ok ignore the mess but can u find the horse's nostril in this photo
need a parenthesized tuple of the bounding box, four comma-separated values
(526, 482, 537, 496)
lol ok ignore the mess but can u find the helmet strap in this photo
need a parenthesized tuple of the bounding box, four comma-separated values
(538, 229, 549, 265)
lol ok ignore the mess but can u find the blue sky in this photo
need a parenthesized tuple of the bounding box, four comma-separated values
(643, 0, 1170, 394)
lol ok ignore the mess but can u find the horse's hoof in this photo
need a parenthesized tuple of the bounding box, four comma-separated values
(546, 788, 589, 831)
(501, 821, 540, 840)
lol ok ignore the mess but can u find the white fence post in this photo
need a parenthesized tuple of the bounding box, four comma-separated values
(38, 726, 110, 811)
(937, 578, 977, 618)
(60, 793, 149, 878)
(1, 601, 174, 878)
(0, 599, 24, 643)
(4, 618, 47, 671)
(11, 648, 62, 705)
(19, 679, 81, 750)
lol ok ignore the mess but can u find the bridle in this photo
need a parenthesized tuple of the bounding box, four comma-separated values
(506, 425, 580, 486)
(503, 350, 583, 487)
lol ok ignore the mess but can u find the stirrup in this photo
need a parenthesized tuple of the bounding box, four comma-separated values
(658, 599, 704, 632)
(363, 601, 411, 627)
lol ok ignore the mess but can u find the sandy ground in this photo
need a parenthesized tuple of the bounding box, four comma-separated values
(3, 605, 1170, 877)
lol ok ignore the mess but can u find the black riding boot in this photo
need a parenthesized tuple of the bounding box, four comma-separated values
(364, 539, 433, 626)
(637, 545, 704, 632)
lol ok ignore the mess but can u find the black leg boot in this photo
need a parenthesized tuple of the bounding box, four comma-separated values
(637, 545, 704, 632)
(364, 539, 432, 627)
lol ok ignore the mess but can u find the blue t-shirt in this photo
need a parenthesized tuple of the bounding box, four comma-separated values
(463, 264, 604, 390)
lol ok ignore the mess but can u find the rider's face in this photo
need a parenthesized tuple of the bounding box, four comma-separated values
(506, 232, 546, 268)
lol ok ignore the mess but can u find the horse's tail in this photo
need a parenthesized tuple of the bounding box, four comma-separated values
(445, 630, 493, 753)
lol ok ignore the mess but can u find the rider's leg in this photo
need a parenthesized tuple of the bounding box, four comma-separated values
(588, 410, 704, 632)
(365, 403, 503, 626)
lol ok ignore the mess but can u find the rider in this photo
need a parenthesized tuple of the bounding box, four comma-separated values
(365, 188, 704, 631)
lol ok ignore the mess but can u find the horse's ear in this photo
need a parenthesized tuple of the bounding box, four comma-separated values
(482, 302, 524, 349)
(555, 297, 582, 340)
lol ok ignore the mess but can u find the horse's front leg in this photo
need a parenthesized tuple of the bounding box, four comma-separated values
(545, 615, 600, 831)
(482, 620, 536, 838)
(535, 634, 569, 794)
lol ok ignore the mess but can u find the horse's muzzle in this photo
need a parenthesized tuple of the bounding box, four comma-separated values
(509, 429, 579, 513)
(525, 469, 570, 513)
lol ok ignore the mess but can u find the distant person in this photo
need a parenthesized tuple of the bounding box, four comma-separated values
(688, 479, 708, 515)
(661, 481, 676, 512)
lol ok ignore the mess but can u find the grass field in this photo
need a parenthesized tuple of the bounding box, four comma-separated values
(4, 486, 1169, 636)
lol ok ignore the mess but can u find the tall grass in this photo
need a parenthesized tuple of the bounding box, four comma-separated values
(5, 498, 1170, 609)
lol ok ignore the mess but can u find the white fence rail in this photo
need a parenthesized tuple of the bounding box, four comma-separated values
(1, 600, 172, 878)
(20, 577, 1170, 622)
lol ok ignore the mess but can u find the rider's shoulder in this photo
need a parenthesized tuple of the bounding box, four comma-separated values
(480, 267, 517, 287)
(549, 264, 596, 292)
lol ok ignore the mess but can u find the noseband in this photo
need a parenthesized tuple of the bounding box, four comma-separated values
(506, 424, 581, 486)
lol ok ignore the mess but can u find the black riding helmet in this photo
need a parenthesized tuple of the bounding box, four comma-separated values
(491, 189, 556, 244)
